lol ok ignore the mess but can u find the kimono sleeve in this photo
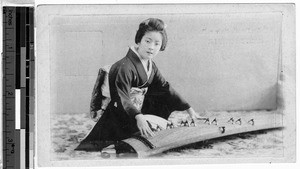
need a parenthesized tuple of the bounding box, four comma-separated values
(115, 65, 141, 119)
(151, 65, 191, 111)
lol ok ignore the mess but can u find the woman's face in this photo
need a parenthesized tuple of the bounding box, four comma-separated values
(137, 31, 162, 60)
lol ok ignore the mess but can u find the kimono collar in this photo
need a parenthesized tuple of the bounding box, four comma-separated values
(130, 46, 152, 77)
(126, 47, 153, 84)
(130, 46, 150, 66)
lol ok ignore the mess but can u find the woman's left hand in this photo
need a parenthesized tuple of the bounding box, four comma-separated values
(186, 107, 207, 124)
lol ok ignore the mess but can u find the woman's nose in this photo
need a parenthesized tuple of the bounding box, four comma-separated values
(148, 43, 154, 50)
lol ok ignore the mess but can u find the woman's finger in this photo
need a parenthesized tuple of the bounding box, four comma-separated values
(142, 128, 149, 137)
(196, 114, 206, 119)
(193, 113, 207, 120)
(140, 128, 145, 137)
(140, 126, 150, 138)
(145, 126, 155, 137)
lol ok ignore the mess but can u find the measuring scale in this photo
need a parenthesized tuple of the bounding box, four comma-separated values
(2, 7, 34, 169)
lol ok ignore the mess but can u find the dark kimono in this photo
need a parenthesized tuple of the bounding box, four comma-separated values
(75, 48, 190, 151)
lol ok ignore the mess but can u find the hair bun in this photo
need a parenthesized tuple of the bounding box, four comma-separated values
(144, 19, 150, 25)
(141, 18, 166, 30)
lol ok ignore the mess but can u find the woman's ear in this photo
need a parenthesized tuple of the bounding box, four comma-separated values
(136, 43, 141, 49)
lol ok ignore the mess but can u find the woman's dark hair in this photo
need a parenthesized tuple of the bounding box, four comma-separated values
(135, 18, 168, 51)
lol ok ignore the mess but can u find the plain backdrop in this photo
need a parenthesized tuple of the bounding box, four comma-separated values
(45, 6, 281, 114)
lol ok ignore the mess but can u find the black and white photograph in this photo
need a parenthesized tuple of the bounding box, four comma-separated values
(35, 3, 296, 167)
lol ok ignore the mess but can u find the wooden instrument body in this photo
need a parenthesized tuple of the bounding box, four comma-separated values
(117, 111, 283, 158)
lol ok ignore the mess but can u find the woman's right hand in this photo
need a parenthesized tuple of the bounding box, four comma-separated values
(135, 114, 155, 137)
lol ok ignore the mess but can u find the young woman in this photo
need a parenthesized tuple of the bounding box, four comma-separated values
(76, 18, 201, 152)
